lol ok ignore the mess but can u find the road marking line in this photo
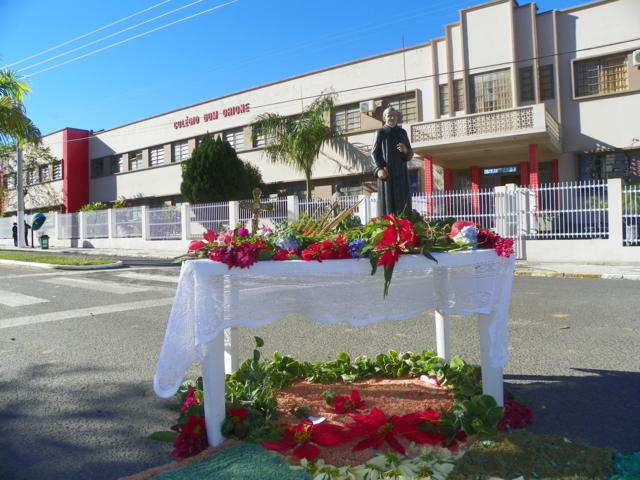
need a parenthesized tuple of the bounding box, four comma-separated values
(114, 272, 179, 283)
(0, 297, 174, 329)
(0, 290, 50, 307)
(40, 276, 151, 294)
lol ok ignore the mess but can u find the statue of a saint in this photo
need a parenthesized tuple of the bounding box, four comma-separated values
(371, 107, 414, 217)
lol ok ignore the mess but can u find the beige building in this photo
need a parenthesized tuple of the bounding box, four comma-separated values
(2, 0, 640, 214)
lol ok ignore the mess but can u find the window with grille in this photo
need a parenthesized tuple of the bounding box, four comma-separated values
(384, 92, 418, 124)
(111, 156, 123, 174)
(91, 158, 104, 178)
(469, 69, 512, 113)
(128, 151, 143, 170)
(39, 164, 50, 182)
(172, 140, 189, 162)
(3, 174, 16, 189)
(539, 64, 555, 100)
(454, 79, 465, 112)
(438, 84, 450, 116)
(224, 128, 245, 150)
(26, 169, 37, 185)
(332, 104, 361, 133)
(52, 161, 62, 180)
(574, 54, 628, 98)
(149, 146, 165, 166)
(252, 127, 275, 148)
(519, 66, 534, 102)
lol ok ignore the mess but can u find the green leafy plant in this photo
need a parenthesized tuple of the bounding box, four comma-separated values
(80, 201, 107, 211)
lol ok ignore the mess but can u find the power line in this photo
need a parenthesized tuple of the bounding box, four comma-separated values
(1, 0, 172, 70)
(30, 34, 640, 146)
(24, 0, 240, 78)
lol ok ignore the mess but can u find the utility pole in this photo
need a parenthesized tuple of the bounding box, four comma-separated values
(16, 146, 26, 248)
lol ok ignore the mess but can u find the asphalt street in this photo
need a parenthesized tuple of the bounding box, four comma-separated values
(0, 264, 638, 479)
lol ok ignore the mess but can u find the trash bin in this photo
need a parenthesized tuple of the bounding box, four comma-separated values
(39, 234, 49, 250)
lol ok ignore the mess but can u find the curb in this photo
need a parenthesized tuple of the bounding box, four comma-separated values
(0, 258, 124, 270)
(514, 269, 640, 280)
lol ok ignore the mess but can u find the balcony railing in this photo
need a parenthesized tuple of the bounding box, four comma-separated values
(410, 104, 560, 148)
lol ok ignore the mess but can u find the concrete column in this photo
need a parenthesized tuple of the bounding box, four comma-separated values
(357, 195, 370, 225)
(286, 195, 299, 222)
(79, 211, 86, 241)
(141, 206, 149, 240)
(608, 178, 623, 246)
(228, 201, 239, 228)
(54, 212, 60, 240)
(181, 203, 190, 241)
(107, 208, 114, 239)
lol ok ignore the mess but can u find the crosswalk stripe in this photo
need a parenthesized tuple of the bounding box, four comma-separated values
(0, 297, 174, 329)
(114, 272, 179, 283)
(0, 290, 49, 307)
(40, 276, 150, 294)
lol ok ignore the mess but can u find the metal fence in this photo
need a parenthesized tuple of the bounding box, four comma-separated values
(58, 212, 80, 239)
(527, 181, 609, 239)
(623, 184, 640, 246)
(83, 210, 109, 239)
(187, 202, 229, 240)
(0, 217, 12, 239)
(239, 196, 288, 227)
(148, 206, 182, 240)
(113, 207, 142, 238)
(298, 195, 361, 220)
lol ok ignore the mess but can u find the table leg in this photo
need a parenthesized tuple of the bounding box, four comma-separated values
(434, 309, 451, 363)
(224, 328, 239, 374)
(478, 314, 504, 407)
(202, 332, 226, 447)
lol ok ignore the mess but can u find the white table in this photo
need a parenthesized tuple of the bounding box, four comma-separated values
(154, 250, 515, 446)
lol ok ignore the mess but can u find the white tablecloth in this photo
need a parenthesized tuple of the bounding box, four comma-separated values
(154, 249, 515, 398)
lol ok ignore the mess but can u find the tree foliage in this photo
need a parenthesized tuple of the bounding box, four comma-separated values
(0, 69, 40, 145)
(180, 134, 264, 203)
(252, 94, 336, 200)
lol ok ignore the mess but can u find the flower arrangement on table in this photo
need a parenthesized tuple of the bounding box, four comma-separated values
(185, 207, 514, 296)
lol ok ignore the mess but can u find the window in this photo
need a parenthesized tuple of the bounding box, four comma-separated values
(172, 140, 189, 162)
(252, 127, 275, 148)
(453, 79, 465, 112)
(579, 151, 630, 180)
(332, 104, 361, 133)
(224, 128, 245, 150)
(26, 169, 37, 185)
(384, 92, 418, 124)
(111, 156, 123, 174)
(539, 64, 554, 100)
(128, 151, 142, 170)
(574, 54, 627, 98)
(3, 174, 16, 189)
(438, 84, 450, 115)
(52, 161, 62, 180)
(469, 69, 512, 113)
(149, 146, 165, 166)
(39, 164, 50, 182)
(91, 158, 104, 178)
(519, 66, 534, 102)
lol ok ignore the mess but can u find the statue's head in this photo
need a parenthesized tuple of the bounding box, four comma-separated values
(383, 107, 400, 127)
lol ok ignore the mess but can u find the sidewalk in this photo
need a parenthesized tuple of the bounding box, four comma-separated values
(2, 245, 640, 280)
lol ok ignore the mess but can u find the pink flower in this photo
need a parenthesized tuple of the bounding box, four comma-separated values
(237, 226, 249, 237)
(203, 229, 216, 243)
(188, 240, 205, 252)
(180, 386, 200, 412)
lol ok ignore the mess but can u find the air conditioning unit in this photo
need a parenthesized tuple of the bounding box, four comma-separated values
(633, 49, 640, 67)
(359, 99, 382, 113)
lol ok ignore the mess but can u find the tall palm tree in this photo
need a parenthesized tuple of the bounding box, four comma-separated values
(252, 94, 335, 200)
(0, 69, 40, 145)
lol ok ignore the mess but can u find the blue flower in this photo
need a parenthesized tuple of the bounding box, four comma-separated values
(276, 237, 299, 251)
(348, 239, 368, 258)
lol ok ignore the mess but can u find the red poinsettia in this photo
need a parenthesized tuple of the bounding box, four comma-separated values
(393, 408, 445, 446)
(374, 215, 419, 270)
(188, 240, 206, 252)
(170, 415, 208, 459)
(180, 386, 200, 412)
(261, 421, 345, 461)
(333, 390, 365, 414)
(344, 407, 407, 455)
(301, 235, 351, 262)
(498, 399, 532, 431)
(227, 406, 249, 424)
(272, 249, 299, 260)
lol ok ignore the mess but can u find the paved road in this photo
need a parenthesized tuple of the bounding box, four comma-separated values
(0, 264, 638, 479)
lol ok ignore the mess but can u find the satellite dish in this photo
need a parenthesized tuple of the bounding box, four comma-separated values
(31, 213, 47, 231)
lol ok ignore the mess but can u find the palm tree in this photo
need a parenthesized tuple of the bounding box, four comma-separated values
(0, 69, 40, 145)
(252, 94, 335, 200)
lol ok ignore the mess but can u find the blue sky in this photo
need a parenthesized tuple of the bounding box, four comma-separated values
(1, 0, 579, 136)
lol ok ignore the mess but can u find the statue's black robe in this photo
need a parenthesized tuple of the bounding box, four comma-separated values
(371, 124, 414, 217)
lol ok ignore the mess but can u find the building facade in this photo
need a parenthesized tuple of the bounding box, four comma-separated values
(2, 0, 639, 215)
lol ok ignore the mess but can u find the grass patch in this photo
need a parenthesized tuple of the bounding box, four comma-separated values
(0, 251, 115, 266)
(449, 430, 614, 480)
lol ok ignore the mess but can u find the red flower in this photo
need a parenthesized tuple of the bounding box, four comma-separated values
(495, 237, 514, 257)
(261, 421, 344, 461)
(377, 247, 400, 268)
(272, 249, 298, 260)
(203, 229, 216, 243)
(180, 386, 200, 412)
(498, 399, 532, 431)
(344, 407, 406, 455)
(188, 240, 206, 252)
(228, 406, 249, 424)
(170, 415, 207, 459)
(449, 221, 476, 239)
(394, 409, 446, 446)
(477, 228, 499, 249)
(333, 390, 365, 414)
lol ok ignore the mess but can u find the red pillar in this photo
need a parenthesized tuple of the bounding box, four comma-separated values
(423, 156, 433, 216)
(471, 166, 480, 215)
(528, 144, 539, 212)
(443, 168, 452, 191)
(519, 162, 529, 186)
(63, 128, 90, 212)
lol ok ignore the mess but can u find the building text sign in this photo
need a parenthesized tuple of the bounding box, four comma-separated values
(173, 102, 250, 130)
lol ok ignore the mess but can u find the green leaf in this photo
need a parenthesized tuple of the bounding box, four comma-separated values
(147, 431, 178, 442)
(254, 336, 265, 348)
(336, 352, 351, 364)
(253, 349, 261, 364)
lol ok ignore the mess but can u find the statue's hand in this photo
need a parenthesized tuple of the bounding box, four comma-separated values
(396, 143, 408, 154)
(377, 167, 389, 180)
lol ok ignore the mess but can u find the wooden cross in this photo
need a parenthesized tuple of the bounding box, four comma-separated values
(239, 188, 273, 234)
